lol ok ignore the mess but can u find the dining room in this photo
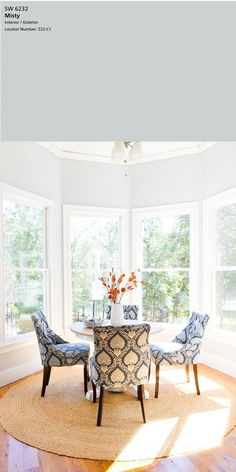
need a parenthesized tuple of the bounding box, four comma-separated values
(0, 141, 236, 472)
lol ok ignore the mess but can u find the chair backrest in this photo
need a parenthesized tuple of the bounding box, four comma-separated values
(31, 311, 64, 364)
(173, 312, 209, 346)
(31, 311, 56, 345)
(91, 323, 150, 389)
(106, 304, 139, 320)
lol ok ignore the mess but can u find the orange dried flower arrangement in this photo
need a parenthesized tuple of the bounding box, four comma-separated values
(98, 268, 143, 303)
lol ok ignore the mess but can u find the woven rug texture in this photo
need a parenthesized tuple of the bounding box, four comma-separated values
(0, 366, 235, 461)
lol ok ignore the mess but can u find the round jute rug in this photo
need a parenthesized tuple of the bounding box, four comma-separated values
(0, 366, 235, 461)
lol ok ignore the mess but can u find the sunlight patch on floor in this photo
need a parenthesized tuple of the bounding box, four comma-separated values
(206, 395, 232, 408)
(169, 408, 230, 455)
(158, 369, 225, 393)
(106, 459, 154, 472)
(108, 417, 179, 466)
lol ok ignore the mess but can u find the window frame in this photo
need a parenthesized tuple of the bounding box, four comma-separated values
(0, 183, 53, 347)
(63, 205, 129, 328)
(132, 202, 199, 319)
(203, 187, 236, 335)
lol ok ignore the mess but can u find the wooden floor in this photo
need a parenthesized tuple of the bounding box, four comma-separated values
(0, 365, 236, 472)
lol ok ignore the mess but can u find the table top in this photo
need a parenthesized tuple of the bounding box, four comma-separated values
(70, 320, 163, 337)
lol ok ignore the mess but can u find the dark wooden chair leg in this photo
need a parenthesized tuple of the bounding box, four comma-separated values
(193, 364, 200, 395)
(137, 386, 141, 401)
(185, 364, 190, 382)
(138, 385, 146, 423)
(155, 364, 160, 398)
(83, 365, 88, 395)
(148, 359, 151, 381)
(41, 366, 51, 397)
(92, 380, 97, 403)
(97, 386, 104, 427)
(46, 366, 51, 385)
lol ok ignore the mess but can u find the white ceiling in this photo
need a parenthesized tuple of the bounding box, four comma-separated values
(39, 142, 215, 165)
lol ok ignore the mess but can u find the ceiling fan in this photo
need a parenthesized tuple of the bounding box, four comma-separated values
(111, 141, 143, 163)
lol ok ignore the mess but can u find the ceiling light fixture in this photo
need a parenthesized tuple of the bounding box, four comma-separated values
(111, 141, 142, 163)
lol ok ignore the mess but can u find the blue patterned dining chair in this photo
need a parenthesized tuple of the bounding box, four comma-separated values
(90, 323, 150, 426)
(106, 304, 139, 320)
(150, 312, 209, 398)
(31, 311, 90, 397)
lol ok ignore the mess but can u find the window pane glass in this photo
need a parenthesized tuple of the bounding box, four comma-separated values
(70, 215, 120, 322)
(71, 271, 106, 322)
(3, 201, 44, 268)
(71, 216, 119, 271)
(5, 270, 44, 338)
(143, 214, 190, 269)
(215, 271, 236, 331)
(142, 271, 189, 323)
(3, 199, 47, 340)
(216, 203, 236, 266)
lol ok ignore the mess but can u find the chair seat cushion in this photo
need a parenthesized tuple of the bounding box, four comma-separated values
(56, 342, 90, 354)
(47, 342, 90, 366)
(150, 341, 184, 354)
(150, 342, 187, 365)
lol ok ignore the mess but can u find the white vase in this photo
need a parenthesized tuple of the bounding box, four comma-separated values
(110, 303, 124, 326)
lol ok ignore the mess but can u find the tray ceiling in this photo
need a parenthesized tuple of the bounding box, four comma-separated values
(39, 142, 215, 165)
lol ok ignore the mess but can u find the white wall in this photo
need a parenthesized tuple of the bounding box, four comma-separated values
(130, 142, 236, 208)
(130, 153, 203, 208)
(202, 142, 236, 198)
(61, 158, 129, 208)
(0, 142, 61, 200)
(0, 142, 236, 385)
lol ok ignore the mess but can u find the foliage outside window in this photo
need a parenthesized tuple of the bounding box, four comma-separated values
(141, 214, 190, 323)
(70, 214, 121, 322)
(3, 197, 49, 340)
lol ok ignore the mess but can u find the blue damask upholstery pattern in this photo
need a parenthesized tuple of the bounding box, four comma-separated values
(150, 312, 209, 366)
(32, 311, 90, 367)
(106, 304, 139, 320)
(91, 323, 150, 389)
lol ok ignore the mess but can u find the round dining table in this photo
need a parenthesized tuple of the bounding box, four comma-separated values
(70, 320, 163, 401)
(70, 320, 163, 338)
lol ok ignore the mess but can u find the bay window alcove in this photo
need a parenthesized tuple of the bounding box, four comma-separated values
(1, 141, 236, 384)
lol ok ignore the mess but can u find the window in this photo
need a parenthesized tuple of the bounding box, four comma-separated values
(203, 189, 236, 332)
(64, 206, 128, 324)
(132, 204, 198, 323)
(0, 186, 52, 343)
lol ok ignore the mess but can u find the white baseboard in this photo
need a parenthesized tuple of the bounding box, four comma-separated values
(0, 358, 42, 387)
(201, 351, 236, 378)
